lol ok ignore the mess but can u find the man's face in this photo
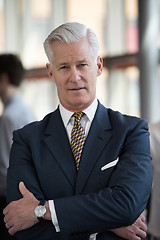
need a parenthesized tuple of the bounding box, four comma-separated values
(46, 37, 103, 112)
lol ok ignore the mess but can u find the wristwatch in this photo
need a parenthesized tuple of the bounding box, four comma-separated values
(34, 200, 47, 221)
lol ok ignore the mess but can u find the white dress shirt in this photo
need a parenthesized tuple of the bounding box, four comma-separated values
(48, 98, 98, 238)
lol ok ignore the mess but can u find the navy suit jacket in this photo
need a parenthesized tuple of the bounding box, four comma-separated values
(7, 102, 152, 240)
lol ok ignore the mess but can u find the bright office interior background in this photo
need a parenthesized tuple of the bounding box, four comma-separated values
(0, 0, 160, 123)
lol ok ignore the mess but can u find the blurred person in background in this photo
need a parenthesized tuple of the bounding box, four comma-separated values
(3, 23, 152, 240)
(0, 53, 36, 239)
(147, 122, 160, 240)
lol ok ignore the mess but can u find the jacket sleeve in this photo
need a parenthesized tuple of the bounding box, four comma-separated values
(7, 117, 152, 240)
(7, 130, 58, 240)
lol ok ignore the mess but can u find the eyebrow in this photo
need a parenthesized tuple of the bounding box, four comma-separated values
(57, 62, 68, 68)
(57, 59, 89, 68)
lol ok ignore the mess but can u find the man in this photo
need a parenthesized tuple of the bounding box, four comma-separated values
(147, 122, 160, 240)
(0, 54, 36, 239)
(3, 23, 152, 240)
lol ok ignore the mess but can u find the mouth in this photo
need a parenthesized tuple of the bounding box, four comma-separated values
(69, 87, 85, 91)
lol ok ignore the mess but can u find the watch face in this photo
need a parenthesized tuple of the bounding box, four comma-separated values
(35, 205, 46, 217)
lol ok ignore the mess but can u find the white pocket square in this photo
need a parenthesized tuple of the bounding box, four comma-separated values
(101, 157, 119, 171)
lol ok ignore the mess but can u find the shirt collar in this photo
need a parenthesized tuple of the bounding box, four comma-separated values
(59, 98, 98, 128)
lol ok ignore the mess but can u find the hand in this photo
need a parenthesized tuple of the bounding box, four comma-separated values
(3, 182, 39, 235)
(111, 213, 147, 240)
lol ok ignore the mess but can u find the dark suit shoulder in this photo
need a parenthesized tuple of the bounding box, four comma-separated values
(107, 108, 148, 130)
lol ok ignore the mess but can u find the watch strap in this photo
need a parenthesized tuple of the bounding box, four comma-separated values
(38, 200, 47, 206)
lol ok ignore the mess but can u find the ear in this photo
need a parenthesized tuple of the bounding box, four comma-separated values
(46, 63, 55, 82)
(96, 56, 103, 77)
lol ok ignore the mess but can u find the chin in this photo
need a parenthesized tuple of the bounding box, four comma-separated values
(73, 100, 91, 110)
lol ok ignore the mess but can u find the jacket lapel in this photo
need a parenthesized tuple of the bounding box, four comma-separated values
(43, 108, 77, 187)
(75, 103, 112, 194)
(42, 104, 112, 193)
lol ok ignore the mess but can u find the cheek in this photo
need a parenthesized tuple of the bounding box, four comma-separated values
(55, 81, 63, 96)
(54, 76, 65, 90)
(87, 74, 97, 89)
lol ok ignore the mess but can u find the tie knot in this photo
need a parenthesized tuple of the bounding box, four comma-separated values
(73, 112, 84, 122)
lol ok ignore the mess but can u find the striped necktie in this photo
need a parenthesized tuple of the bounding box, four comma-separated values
(71, 112, 86, 170)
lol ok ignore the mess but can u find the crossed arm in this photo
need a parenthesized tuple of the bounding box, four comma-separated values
(4, 118, 152, 239)
(3, 182, 147, 240)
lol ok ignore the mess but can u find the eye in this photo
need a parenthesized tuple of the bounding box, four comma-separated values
(59, 65, 68, 70)
(79, 63, 88, 68)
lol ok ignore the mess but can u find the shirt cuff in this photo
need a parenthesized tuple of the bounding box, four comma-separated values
(48, 200, 60, 232)
(89, 233, 98, 240)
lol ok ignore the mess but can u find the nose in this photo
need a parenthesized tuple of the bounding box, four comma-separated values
(69, 67, 80, 82)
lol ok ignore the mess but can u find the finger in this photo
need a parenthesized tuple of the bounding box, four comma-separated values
(19, 182, 28, 197)
(5, 222, 12, 230)
(5, 222, 9, 229)
(140, 213, 145, 222)
(128, 226, 144, 240)
(131, 223, 147, 239)
(136, 228, 147, 239)
(4, 213, 14, 226)
(134, 217, 147, 231)
(132, 236, 141, 240)
(3, 207, 7, 215)
(128, 228, 141, 240)
(8, 225, 18, 236)
(3, 204, 10, 215)
(4, 215, 10, 224)
(19, 182, 34, 199)
(140, 221, 147, 232)
(3, 202, 14, 215)
(134, 219, 146, 228)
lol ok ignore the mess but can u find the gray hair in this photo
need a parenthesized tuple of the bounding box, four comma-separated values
(43, 22, 99, 64)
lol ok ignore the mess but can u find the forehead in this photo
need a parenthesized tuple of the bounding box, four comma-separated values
(50, 38, 93, 63)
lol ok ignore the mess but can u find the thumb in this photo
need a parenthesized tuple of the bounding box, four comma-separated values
(19, 181, 34, 198)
